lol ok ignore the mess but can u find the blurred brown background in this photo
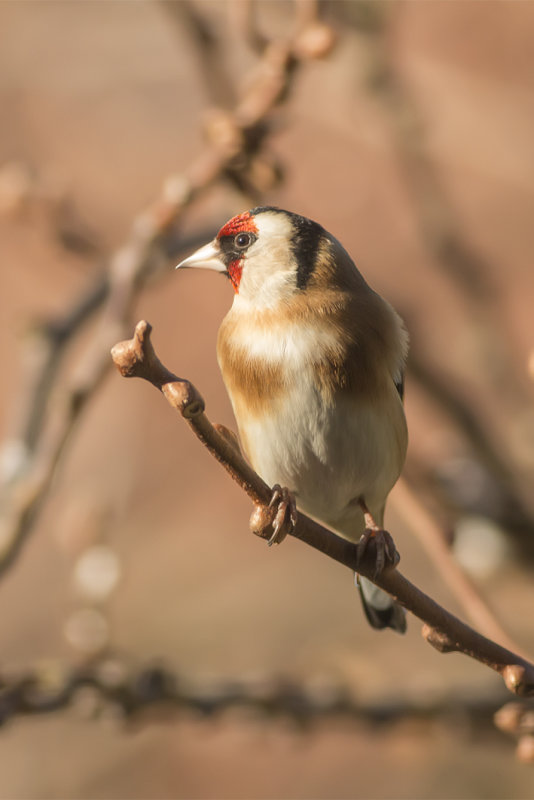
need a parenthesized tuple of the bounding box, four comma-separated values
(1, 1, 534, 798)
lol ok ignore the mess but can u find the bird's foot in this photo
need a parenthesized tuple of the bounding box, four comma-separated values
(356, 502, 400, 578)
(356, 527, 399, 578)
(249, 485, 298, 546)
(267, 485, 298, 546)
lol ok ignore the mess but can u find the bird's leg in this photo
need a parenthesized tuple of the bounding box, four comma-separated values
(249, 484, 298, 546)
(357, 499, 400, 578)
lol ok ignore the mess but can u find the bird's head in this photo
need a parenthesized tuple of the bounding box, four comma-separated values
(176, 207, 360, 308)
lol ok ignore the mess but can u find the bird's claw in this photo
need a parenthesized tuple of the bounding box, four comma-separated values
(249, 485, 297, 545)
(356, 527, 400, 579)
(266, 484, 298, 546)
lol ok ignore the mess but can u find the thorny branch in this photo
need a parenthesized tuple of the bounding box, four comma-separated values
(0, 0, 334, 577)
(111, 320, 534, 705)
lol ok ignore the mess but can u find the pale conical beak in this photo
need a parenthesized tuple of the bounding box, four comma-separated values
(176, 240, 226, 273)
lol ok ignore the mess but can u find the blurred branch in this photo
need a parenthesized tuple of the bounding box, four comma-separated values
(111, 320, 534, 701)
(18, 274, 109, 455)
(355, 4, 493, 304)
(0, 1, 336, 579)
(408, 349, 534, 558)
(230, 0, 269, 54)
(0, 160, 102, 256)
(391, 478, 522, 654)
(495, 701, 534, 764)
(339, 1, 534, 558)
(13, 230, 214, 460)
(160, 0, 237, 107)
(368, 3, 533, 393)
(0, 657, 514, 736)
(1, 650, 528, 759)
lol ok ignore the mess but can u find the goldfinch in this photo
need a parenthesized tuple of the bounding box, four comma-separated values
(177, 207, 408, 632)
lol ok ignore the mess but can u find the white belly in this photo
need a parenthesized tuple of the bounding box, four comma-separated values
(218, 302, 408, 541)
(234, 376, 407, 541)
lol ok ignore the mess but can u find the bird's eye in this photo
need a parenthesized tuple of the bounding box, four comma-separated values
(235, 232, 251, 249)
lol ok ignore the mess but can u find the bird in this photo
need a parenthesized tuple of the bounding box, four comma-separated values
(177, 206, 408, 632)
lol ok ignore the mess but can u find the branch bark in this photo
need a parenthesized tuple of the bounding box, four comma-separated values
(111, 320, 534, 700)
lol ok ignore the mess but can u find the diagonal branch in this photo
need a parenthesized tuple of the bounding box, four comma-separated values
(111, 320, 534, 700)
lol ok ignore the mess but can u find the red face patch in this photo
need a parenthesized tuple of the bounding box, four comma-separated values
(227, 259, 242, 293)
(217, 211, 259, 293)
(217, 211, 258, 239)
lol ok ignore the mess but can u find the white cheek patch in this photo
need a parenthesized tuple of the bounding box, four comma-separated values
(236, 212, 297, 308)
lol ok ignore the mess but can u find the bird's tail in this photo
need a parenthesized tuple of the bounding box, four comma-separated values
(356, 574, 406, 634)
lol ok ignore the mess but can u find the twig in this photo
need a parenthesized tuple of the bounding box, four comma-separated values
(111, 321, 534, 700)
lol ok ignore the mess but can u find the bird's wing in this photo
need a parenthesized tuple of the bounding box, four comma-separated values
(394, 371, 405, 401)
